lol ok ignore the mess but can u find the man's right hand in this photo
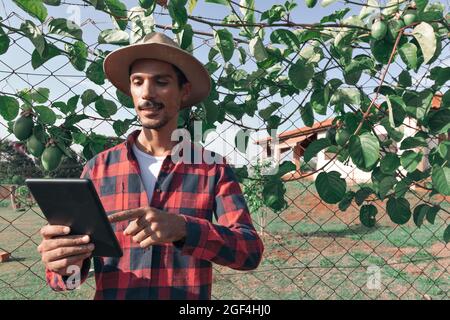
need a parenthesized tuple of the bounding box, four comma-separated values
(37, 225, 95, 277)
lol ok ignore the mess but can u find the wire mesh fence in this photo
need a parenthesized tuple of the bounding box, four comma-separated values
(0, 1, 449, 300)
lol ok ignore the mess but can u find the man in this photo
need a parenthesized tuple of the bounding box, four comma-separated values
(37, 32, 264, 300)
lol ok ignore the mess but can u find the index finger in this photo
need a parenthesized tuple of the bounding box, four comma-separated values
(40, 225, 70, 239)
(108, 208, 146, 223)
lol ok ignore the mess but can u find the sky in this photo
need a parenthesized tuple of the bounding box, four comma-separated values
(0, 0, 447, 166)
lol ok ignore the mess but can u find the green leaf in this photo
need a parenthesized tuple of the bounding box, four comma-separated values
(398, 70, 412, 87)
(395, 179, 409, 197)
(359, 0, 378, 19)
(259, 102, 281, 121)
(270, 29, 299, 50)
(304, 138, 331, 163)
(65, 41, 88, 71)
(0, 96, 19, 121)
(48, 18, 83, 40)
(180, 24, 193, 50)
(81, 89, 99, 106)
(263, 179, 287, 212)
(386, 197, 412, 225)
(31, 43, 61, 69)
(34, 105, 56, 125)
(380, 153, 400, 175)
(429, 67, 450, 87)
(412, 22, 436, 64)
(330, 88, 361, 106)
(214, 29, 234, 62)
(444, 225, 450, 243)
(116, 90, 134, 109)
(300, 102, 314, 127)
(355, 187, 374, 206)
(371, 38, 395, 65)
(276, 161, 296, 178)
(86, 58, 105, 85)
(105, 0, 128, 31)
(64, 114, 88, 127)
(0, 26, 9, 55)
(428, 109, 450, 134)
(289, 60, 314, 90)
(398, 42, 418, 70)
(43, 0, 61, 5)
(431, 166, 450, 195)
(249, 36, 267, 62)
(113, 118, 133, 136)
(66, 95, 79, 114)
(360, 205, 377, 228)
(29, 87, 49, 103)
(379, 176, 397, 199)
(98, 29, 129, 45)
(169, 0, 188, 31)
(320, 8, 350, 23)
(338, 191, 355, 211)
(426, 205, 439, 224)
(234, 129, 249, 154)
(310, 87, 329, 115)
(315, 171, 347, 204)
(95, 97, 117, 118)
(13, 0, 47, 23)
(349, 133, 380, 170)
(413, 204, 430, 228)
(400, 150, 423, 173)
(205, 0, 229, 5)
(400, 136, 427, 150)
(20, 20, 45, 57)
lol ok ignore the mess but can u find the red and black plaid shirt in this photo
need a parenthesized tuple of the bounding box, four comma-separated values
(46, 129, 264, 299)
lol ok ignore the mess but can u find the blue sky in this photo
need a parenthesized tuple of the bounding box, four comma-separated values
(0, 0, 445, 165)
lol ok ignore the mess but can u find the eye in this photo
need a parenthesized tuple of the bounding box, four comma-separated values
(157, 80, 168, 86)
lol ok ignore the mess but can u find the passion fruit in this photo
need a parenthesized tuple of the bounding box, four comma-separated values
(305, 0, 318, 9)
(371, 19, 388, 40)
(403, 8, 418, 26)
(336, 128, 351, 146)
(41, 145, 63, 171)
(13, 115, 33, 141)
(26, 135, 45, 158)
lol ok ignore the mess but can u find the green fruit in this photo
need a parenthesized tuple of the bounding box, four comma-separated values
(41, 146, 63, 171)
(371, 20, 388, 40)
(344, 71, 362, 85)
(403, 9, 418, 26)
(139, 0, 154, 9)
(26, 135, 45, 158)
(336, 128, 350, 146)
(305, 0, 318, 8)
(13, 116, 34, 141)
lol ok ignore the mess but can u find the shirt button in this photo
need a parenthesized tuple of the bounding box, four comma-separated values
(155, 188, 161, 193)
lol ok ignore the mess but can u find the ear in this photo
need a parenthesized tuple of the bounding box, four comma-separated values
(180, 82, 192, 104)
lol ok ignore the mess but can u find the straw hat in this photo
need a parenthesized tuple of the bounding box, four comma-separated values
(103, 32, 211, 108)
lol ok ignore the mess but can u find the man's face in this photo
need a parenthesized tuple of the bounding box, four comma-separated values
(129, 59, 191, 130)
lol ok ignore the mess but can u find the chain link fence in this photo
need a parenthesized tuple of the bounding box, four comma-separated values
(0, 1, 449, 300)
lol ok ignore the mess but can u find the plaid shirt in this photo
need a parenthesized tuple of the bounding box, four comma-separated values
(45, 129, 264, 299)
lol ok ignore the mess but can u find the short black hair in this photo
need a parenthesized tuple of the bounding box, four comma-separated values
(128, 61, 189, 88)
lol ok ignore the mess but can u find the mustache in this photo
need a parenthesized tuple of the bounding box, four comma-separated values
(138, 100, 164, 110)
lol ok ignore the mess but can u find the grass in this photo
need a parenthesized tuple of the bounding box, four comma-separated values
(0, 187, 449, 300)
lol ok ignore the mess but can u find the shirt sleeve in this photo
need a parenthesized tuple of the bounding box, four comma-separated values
(174, 160, 264, 271)
(45, 163, 92, 291)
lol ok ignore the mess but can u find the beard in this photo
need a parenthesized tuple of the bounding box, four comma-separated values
(137, 99, 171, 130)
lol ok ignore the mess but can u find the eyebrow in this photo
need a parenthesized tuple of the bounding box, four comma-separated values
(130, 73, 173, 80)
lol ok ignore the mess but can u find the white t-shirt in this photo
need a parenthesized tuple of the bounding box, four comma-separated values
(132, 143, 166, 203)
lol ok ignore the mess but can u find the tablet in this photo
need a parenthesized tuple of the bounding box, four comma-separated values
(26, 178, 123, 258)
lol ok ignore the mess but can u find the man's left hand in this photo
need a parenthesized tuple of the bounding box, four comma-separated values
(108, 207, 187, 248)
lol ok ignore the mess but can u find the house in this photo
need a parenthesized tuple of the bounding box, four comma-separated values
(255, 94, 447, 183)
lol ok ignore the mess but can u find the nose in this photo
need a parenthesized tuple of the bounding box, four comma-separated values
(140, 80, 157, 100)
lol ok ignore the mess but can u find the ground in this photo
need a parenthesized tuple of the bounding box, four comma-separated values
(0, 180, 448, 300)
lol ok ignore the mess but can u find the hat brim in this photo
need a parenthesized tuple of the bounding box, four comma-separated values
(103, 42, 211, 108)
